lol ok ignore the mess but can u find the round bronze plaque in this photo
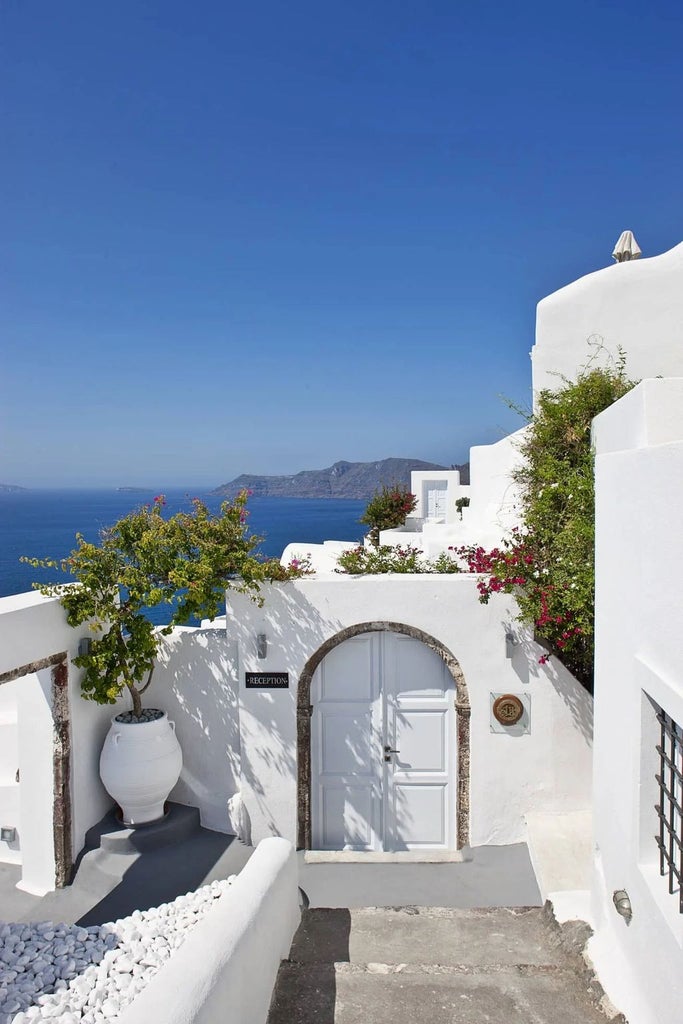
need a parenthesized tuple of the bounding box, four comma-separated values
(492, 693, 524, 726)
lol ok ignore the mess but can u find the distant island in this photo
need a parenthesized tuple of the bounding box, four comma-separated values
(0, 483, 27, 493)
(211, 458, 470, 501)
(116, 487, 150, 493)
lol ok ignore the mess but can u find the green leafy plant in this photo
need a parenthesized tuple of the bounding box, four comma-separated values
(360, 485, 417, 547)
(22, 492, 304, 717)
(336, 544, 463, 575)
(455, 496, 470, 520)
(464, 360, 636, 688)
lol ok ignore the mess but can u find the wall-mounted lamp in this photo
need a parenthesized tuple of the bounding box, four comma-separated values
(256, 633, 268, 660)
(78, 637, 92, 657)
(1, 827, 16, 843)
(505, 632, 518, 659)
(613, 889, 633, 922)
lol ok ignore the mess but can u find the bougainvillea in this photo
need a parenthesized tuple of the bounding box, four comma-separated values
(464, 360, 636, 689)
(360, 485, 418, 547)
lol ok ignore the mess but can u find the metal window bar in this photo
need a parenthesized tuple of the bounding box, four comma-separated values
(655, 708, 683, 912)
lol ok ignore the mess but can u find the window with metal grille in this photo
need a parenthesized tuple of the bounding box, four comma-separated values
(655, 708, 683, 912)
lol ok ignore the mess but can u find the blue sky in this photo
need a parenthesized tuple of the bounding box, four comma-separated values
(2, 0, 682, 487)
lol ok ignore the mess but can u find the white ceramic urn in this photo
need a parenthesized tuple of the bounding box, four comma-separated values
(99, 711, 183, 826)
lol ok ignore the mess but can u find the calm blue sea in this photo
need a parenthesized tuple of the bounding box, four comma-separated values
(0, 490, 365, 623)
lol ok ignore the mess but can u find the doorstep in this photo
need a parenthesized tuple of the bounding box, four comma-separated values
(304, 849, 468, 864)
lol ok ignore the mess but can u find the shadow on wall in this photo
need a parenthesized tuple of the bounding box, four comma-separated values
(154, 629, 242, 831)
(505, 619, 593, 746)
(233, 588, 345, 841)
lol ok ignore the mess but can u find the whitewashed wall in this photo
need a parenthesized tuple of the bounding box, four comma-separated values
(0, 592, 118, 894)
(226, 576, 592, 850)
(155, 627, 241, 833)
(533, 240, 683, 400)
(118, 837, 300, 1024)
(588, 379, 683, 1024)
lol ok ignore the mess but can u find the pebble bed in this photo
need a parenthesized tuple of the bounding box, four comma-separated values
(0, 876, 235, 1024)
(114, 710, 164, 725)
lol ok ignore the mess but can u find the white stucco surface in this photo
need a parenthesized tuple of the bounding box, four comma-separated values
(117, 837, 300, 1024)
(226, 576, 592, 851)
(155, 627, 241, 833)
(532, 240, 683, 400)
(0, 592, 117, 894)
(588, 380, 683, 1024)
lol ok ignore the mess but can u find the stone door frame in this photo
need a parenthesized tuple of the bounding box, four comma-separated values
(0, 653, 73, 888)
(297, 621, 471, 850)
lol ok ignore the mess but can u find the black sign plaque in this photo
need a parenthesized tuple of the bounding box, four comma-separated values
(245, 672, 289, 689)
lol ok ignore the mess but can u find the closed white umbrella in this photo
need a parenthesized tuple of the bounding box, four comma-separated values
(612, 230, 642, 262)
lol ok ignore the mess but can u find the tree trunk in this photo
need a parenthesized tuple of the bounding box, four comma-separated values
(127, 682, 143, 718)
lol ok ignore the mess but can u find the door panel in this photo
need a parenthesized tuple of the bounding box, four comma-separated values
(394, 710, 446, 773)
(388, 784, 448, 847)
(311, 631, 455, 852)
(312, 636, 382, 850)
(385, 634, 454, 850)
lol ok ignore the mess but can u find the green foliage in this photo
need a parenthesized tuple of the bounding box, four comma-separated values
(22, 492, 303, 715)
(473, 360, 636, 688)
(360, 485, 417, 547)
(455, 496, 470, 520)
(336, 545, 463, 575)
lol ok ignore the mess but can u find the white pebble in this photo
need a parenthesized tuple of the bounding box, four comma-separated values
(0, 875, 236, 1021)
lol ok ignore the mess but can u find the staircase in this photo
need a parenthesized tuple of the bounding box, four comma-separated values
(6, 803, 253, 926)
(268, 905, 627, 1024)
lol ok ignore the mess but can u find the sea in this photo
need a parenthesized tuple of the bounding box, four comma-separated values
(0, 490, 366, 624)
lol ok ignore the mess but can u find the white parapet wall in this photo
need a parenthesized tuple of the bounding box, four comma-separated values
(589, 378, 683, 1024)
(532, 240, 683, 401)
(117, 837, 300, 1024)
(225, 575, 592, 851)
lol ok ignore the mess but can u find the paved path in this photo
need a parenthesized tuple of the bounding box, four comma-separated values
(298, 843, 542, 908)
(268, 906, 626, 1024)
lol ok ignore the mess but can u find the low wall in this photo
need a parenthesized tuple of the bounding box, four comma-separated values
(118, 837, 300, 1024)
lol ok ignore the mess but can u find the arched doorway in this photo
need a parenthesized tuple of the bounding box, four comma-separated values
(297, 622, 470, 851)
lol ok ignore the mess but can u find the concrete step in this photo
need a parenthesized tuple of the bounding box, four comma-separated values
(287, 906, 578, 969)
(267, 906, 625, 1024)
(84, 802, 201, 855)
(269, 961, 617, 1024)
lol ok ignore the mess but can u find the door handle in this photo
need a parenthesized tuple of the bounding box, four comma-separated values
(384, 744, 400, 761)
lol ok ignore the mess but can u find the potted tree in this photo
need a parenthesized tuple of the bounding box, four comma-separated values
(24, 492, 296, 826)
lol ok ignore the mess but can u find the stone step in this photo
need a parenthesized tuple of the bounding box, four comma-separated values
(267, 906, 624, 1024)
(84, 802, 201, 855)
(287, 906, 582, 969)
(268, 961, 617, 1024)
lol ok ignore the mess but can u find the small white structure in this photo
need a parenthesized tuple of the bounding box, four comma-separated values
(408, 469, 470, 524)
(378, 432, 525, 557)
